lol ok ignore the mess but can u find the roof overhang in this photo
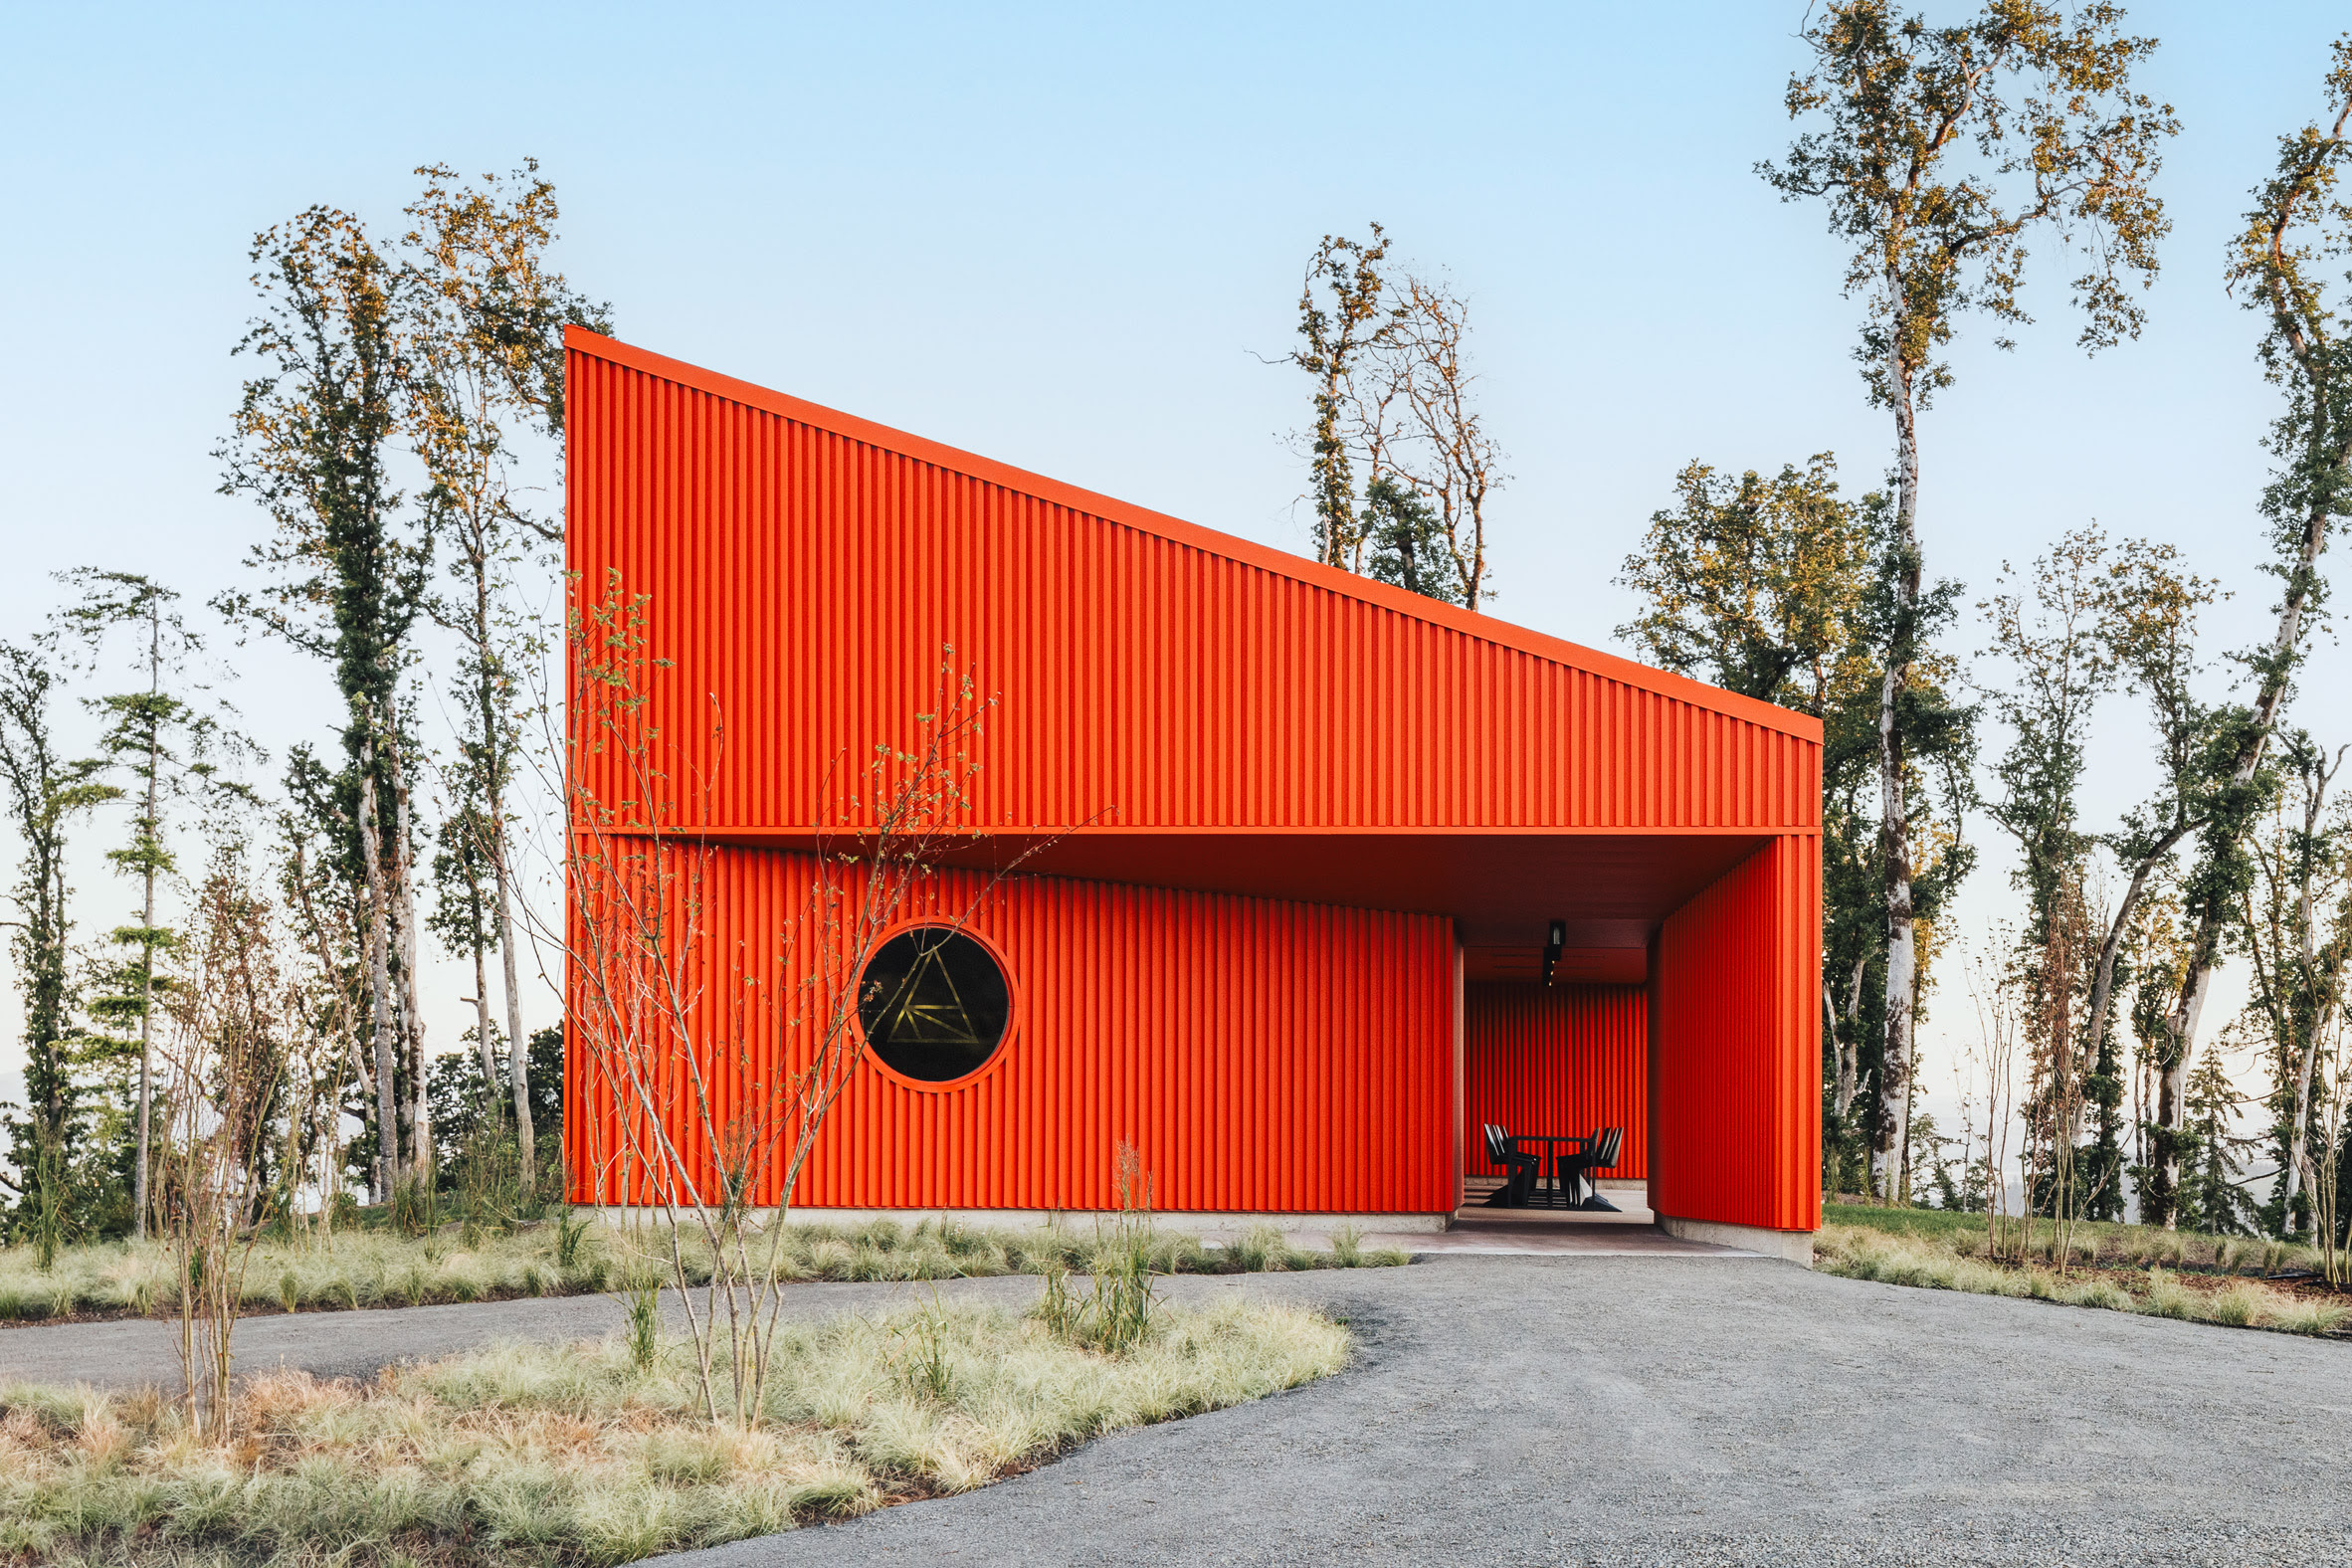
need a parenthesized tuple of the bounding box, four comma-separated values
(696, 826, 1791, 984)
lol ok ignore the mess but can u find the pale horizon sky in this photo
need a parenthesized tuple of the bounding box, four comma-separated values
(4, 3, 2348, 1192)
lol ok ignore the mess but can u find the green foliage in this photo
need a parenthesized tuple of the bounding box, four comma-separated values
(1618, 455, 1877, 716)
(48, 569, 257, 1245)
(2142, 36, 2352, 1227)
(624, 1263, 663, 1372)
(215, 202, 430, 1202)
(1361, 476, 1455, 604)
(0, 643, 123, 1261)
(1760, 1, 2176, 401)
(0, 1210, 1403, 1327)
(1763, 0, 2173, 1202)
(1280, 237, 1501, 605)
(1287, 225, 1393, 570)
(2180, 1045, 2263, 1236)
(425, 1024, 563, 1183)
(1617, 453, 1912, 1177)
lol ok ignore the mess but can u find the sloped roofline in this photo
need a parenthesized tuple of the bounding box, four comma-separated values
(566, 327, 1823, 742)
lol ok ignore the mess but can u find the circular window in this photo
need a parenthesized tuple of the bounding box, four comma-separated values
(857, 926, 1012, 1083)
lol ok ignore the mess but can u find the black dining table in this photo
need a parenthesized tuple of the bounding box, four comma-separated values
(1505, 1133, 1591, 1209)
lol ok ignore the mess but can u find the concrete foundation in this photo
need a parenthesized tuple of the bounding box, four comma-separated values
(590, 1206, 1456, 1235)
(1655, 1213, 1815, 1266)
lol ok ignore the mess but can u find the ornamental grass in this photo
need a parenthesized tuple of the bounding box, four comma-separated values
(0, 1215, 1407, 1326)
(1816, 1223, 2351, 1336)
(0, 1296, 1349, 1566)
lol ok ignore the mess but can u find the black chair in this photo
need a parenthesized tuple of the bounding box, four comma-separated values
(1554, 1127, 1624, 1211)
(1481, 1123, 1541, 1207)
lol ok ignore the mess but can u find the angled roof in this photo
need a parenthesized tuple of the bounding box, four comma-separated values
(569, 324, 1816, 818)
(564, 328, 1820, 954)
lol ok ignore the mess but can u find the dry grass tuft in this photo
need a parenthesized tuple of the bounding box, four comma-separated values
(0, 1215, 1404, 1328)
(1815, 1224, 2348, 1337)
(0, 1296, 1347, 1566)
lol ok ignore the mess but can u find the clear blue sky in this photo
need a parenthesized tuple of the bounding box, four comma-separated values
(3, 3, 2347, 1157)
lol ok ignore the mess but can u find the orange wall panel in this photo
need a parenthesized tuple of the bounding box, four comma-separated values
(1649, 836, 1821, 1231)
(1463, 983, 1648, 1180)
(561, 330, 1828, 1230)
(564, 331, 1822, 839)
(566, 847, 1459, 1215)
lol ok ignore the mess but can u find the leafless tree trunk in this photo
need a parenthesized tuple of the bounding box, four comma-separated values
(162, 860, 290, 1442)
(496, 849, 533, 1185)
(2080, 835, 2191, 1104)
(2157, 518, 2332, 1222)
(393, 748, 429, 1182)
(132, 611, 162, 1239)
(1870, 318, 1922, 1202)
(1379, 275, 1503, 609)
(358, 744, 398, 1201)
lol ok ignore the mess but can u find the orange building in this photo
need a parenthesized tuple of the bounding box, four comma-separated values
(563, 327, 1822, 1255)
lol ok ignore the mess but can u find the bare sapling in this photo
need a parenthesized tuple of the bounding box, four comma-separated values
(1966, 944, 2028, 1266)
(158, 850, 293, 1441)
(2306, 1016, 2345, 1286)
(530, 571, 1070, 1427)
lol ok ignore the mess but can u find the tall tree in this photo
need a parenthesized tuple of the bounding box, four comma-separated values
(1618, 456, 1876, 712)
(2180, 1042, 2262, 1236)
(2075, 543, 2221, 1217)
(1359, 274, 1505, 608)
(279, 745, 377, 1204)
(1983, 531, 2112, 961)
(49, 571, 242, 1239)
(1982, 530, 2113, 1215)
(1616, 456, 1890, 1184)
(405, 159, 605, 1193)
(2237, 737, 2350, 1238)
(1287, 226, 1394, 570)
(2148, 38, 2352, 1227)
(1761, 0, 2175, 1197)
(0, 646, 119, 1263)
(217, 205, 428, 1203)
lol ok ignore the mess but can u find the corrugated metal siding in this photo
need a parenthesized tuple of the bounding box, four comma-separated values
(566, 846, 1459, 1214)
(564, 331, 1823, 837)
(1462, 983, 1648, 1181)
(1649, 836, 1821, 1231)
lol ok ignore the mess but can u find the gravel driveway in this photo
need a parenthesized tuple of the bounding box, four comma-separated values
(6, 1253, 2346, 1565)
(662, 1256, 2352, 1568)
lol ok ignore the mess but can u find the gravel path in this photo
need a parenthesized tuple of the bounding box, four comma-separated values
(6, 1254, 2347, 1565)
(0, 1274, 1050, 1388)
(662, 1257, 2352, 1568)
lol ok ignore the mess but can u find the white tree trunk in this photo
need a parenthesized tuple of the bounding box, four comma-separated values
(132, 611, 161, 1240)
(472, 938, 500, 1124)
(1870, 325, 1923, 1202)
(494, 834, 534, 1192)
(359, 747, 399, 1202)
(394, 765, 430, 1181)
(2158, 489, 2332, 1222)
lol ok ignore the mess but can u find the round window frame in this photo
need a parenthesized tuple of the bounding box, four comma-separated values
(851, 921, 1021, 1091)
